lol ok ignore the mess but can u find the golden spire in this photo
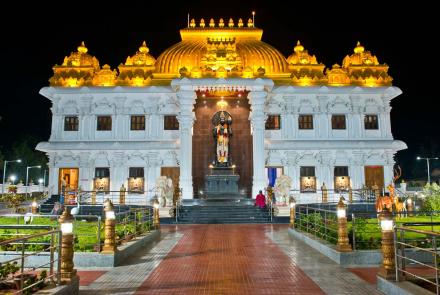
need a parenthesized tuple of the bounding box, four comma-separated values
(190, 18, 196, 28)
(139, 41, 149, 53)
(294, 40, 304, 53)
(247, 18, 253, 27)
(354, 41, 365, 54)
(228, 18, 234, 27)
(200, 18, 205, 28)
(77, 41, 88, 54)
(238, 18, 243, 27)
(219, 18, 225, 27)
(209, 18, 215, 27)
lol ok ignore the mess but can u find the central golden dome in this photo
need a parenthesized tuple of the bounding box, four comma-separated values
(155, 19, 289, 79)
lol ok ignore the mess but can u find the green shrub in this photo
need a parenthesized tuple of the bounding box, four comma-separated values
(421, 183, 440, 213)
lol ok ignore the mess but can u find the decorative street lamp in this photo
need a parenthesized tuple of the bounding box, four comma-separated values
(102, 199, 116, 253)
(58, 209, 76, 282)
(417, 156, 438, 184)
(289, 198, 296, 228)
(378, 209, 396, 280)
(2, 159, 21, 194)
(336, 196, 352, 252)
(26, 165, 41, 197)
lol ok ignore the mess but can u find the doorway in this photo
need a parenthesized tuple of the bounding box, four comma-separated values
(58, 168, 79, 194)
(364, 166, 384, 189)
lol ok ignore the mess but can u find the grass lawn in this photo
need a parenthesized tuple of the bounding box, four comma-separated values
(0, 216, 152, 252)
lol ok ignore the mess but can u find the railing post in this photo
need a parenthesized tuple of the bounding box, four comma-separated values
(289, 198, 296, 228)
(50, 232, 55, 284)
(96, 216, 101, 252)
(102, 199, 116, 253)
(378, 209, 396, 280)
(433, 236, 439, 295)
(336, 197, 352, 252)
(153, 199, 160, 229)
(58, 209, 77, 282)
(352, 213, 356, 251)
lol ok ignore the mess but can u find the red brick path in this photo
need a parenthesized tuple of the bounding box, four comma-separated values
(78, 271, 107, 286)
(136, 224, 324, 295)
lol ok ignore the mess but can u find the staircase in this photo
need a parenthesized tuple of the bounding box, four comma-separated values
(176, 198, 271, 224)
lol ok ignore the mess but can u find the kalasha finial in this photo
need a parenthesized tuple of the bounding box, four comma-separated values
(238, 18, 243, 28)
(354, 41, 365, 54)
(228, 18, 234, 27)
(190, 18, 196, 28)
(294, 40, 304, 53)
(139, 41, 149, 53)
(247, 18, 253, 28)
(77, 41, 88, 54)
(219, 18, 225, 27)
(200, 18, 205, 28)
(209, 18, 215, 27)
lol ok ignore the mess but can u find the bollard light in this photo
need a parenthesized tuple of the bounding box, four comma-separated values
(378, 209, 396, 280)
(336, 197, 351, 252)
(102, 199, 116, 253)
(58, 209, 76, 282)
(289, 198, 296, 228)
(31, 198, 38, 214)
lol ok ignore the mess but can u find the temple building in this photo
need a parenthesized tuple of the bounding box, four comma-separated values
(36, 18, 406, 202)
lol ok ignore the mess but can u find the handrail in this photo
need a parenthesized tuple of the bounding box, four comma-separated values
(0, 228, 62, 293)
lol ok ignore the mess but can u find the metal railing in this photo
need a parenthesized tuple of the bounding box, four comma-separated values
(286, 188, 376, 204)
(295, 204, 339, 244)
(114, 207, 153, 245)
(0, 226, 61, 294)
(395, 224, 440, 294)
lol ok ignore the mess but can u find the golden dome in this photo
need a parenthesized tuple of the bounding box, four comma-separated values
(154, 25, 289, 79)
(286, 41, 325, 85)
(118, 41, 156, 86)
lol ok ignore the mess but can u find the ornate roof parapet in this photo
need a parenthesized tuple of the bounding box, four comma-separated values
(93, 64, 117, 86)
(287, 41, 326, 85)
(117, 41, 156, 86)
(326, 64, 351, 86)
(50, 42, 100, 87)
(341, 42, 392, 86)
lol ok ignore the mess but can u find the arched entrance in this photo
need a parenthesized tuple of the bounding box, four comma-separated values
(192, 89, 253, 197)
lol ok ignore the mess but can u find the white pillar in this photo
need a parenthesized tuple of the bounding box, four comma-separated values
(249, 90, 267, 199)
(177, 89, 196, 199)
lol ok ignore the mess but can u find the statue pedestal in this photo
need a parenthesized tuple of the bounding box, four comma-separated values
(205, 167, 240, 195)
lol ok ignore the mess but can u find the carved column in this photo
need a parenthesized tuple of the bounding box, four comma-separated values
(177, 89, 196, 199)
(249, 90, 268, 199)
(78, 152, 92, 191)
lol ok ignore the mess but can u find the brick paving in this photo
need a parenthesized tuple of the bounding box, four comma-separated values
(136, 224, 324, 295)
(80, 224, 382, 294)
(78, 271, 107, 286)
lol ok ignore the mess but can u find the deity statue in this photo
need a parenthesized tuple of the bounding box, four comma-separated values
(212, 111, 233, 166)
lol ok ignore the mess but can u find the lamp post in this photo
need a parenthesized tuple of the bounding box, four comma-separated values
(289, 198, 296, 228)
(232, 164, 236, 175)
(153, 199, 160, 229)
(2, 159, 21, 194)
(38, 178, 44, 193)
(58, 209, 76, 282)
(26, 165, 41, 197)
(417, 156, 438, 184)
(336, 197, 352, 252)
(102, 199, 116, 253)
(378, 209, 395, 280)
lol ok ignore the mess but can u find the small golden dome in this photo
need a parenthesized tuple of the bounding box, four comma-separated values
(219, 18, 225, 27)
(190, 19, 196, 28)
(209, 18, 215, 27)
(354, 41, 365, 54)
(138, 41, 149, 53)
(200, 18, 205, 28)
(294, 40, 304, 53)
(238, 18, 243, 27)
(228, 18, 234, 27)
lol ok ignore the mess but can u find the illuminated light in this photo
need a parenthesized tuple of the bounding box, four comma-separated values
(61, 222, 73, 235)
(238, 93, 242, 97)
(202, 94, 206, 97)
(381, 219, 394, 231)
(217, 99, 228, 109)
(106, 210, 116, 220)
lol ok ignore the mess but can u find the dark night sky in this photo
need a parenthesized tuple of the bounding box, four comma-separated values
(0, 1, 438, 179)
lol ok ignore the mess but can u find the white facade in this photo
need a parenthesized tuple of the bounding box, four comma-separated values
(36, 78, 407, 201)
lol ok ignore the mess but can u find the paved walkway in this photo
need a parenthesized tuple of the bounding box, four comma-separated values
(80, 225, 380, 295)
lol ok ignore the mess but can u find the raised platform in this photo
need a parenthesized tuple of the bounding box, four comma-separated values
(205, 167, 240, 195)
